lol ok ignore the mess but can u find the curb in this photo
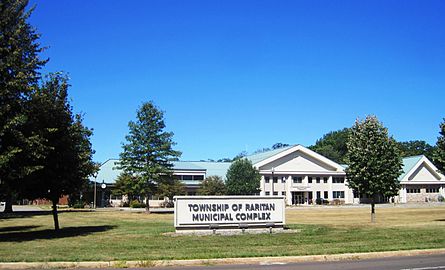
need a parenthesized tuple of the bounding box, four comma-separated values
(1, 248, 445, 269)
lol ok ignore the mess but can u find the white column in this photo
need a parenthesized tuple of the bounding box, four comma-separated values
(286, 175, 292, 205)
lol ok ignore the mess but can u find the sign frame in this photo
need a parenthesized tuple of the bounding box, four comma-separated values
(174, 195, 286, 231)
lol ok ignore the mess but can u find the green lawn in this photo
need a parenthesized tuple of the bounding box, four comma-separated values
(1, 206, 445, 262)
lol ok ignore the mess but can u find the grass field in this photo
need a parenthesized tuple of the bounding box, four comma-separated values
(1, 205, 445, 262)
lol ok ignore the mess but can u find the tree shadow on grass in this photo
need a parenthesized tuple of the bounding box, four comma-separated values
(434, 219, 445, 222)
(0, 210, 94, 220)
(0, 225, 116, 242)
(0, 225, 40, 233)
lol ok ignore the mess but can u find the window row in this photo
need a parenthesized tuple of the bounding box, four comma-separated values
(265, 191, 286, 196)
(265, 176, 346, 184)
(174, 175, 204, 181)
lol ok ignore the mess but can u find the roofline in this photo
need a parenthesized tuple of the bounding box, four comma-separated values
(400, 155, 444, 182)
(253, 144, 345, 172)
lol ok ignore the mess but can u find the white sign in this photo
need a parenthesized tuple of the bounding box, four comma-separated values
(174, 196, 285, 230)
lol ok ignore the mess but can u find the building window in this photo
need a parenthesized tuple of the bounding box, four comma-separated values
(308, 177, 313, 183)
(426, 188, 439, 193)
(265, 191, 270, 195)
(353, 190, 359, 198)
(316, 177, 320, 183)
(182, 175, 192, 180)
(273, 191, 278, 196)
(324, 191, 328, 199)
(333, 177, 345, 183)
(333, 191, 345, 199)
(316, 191, 321, 199)
(273, 177, 278, 183)
(323, 177, 328, 183)
(193, 175, 204, 180)
(281, 191, 286, 196)
(293, 176, 303, 183)
(265, 177, 270, 183)
(407, 189, 421, 193)
(281, 177, 286, 183)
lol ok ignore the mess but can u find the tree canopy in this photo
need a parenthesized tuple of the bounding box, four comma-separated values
(309, 128, 350, 164)
(397, 140, 435, 160)
(345, 116, 402, 222)
(118, 101, 181, 212)
(434, 119, 445, 174)
(197, 175, 227, 195)
(225, 159, 260, 195)
(21, 74, 96, 230)
(0, 0, 48, 212)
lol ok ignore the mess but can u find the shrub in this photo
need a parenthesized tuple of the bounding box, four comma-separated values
(130, 200, 146, 208)
(438, 195, 444, 202)
(72, 202, 84, 209)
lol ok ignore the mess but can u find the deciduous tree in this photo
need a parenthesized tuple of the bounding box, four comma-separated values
(118, 101, 181, 212)
(226, 159, 260, 195)
(309, 128, 350, 164)
(22, 74, 96, 230)
(345, 116, 402, 223)
(0, 0, 47, 212)
(197, 176, 226, 195)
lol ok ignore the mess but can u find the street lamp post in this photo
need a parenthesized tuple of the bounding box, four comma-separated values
(93, 171, 98, 209)
(101, 180, 106, 208)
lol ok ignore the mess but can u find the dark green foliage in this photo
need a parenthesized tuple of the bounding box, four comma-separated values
(272, 143, 290, 149)
(129, 200, 146, 208)
(156, 178, 186, 199)
(197, 175, 227, 195)
(397, 140, 435, 160)
(112, 172, 141, 201)
(309, 128, 350, 164)
(434, 119, 445, 174)
(0, 0, 47, 212)
(21, 73, 96, 230)
(225, 159, 260, 195)
(118, 101, 181, 211)
(253, 142, 290, 154)
(345, 116, 402, 222)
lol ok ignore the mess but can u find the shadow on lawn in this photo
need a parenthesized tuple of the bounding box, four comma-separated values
(0, 225, 116, 242)
(0, 225, 41, 233)
(0, 210, 94, 219)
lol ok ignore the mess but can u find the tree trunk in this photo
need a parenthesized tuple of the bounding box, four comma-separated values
(52, 200, 60, 231)
(370, 197, 376, 223)
(145, 193, 151, 213)
(3, 193, 13, 213)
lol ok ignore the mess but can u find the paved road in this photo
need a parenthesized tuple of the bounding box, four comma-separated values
(74, 254, 445, 270)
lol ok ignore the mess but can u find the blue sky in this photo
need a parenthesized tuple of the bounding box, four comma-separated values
(29, 0, 445, 162)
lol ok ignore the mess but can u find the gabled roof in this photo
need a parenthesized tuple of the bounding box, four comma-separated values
(246, 146, 294, 164)
(398, 155, 423, 181)
(252, 144, 345, 172)
(399, 155, 443, 182)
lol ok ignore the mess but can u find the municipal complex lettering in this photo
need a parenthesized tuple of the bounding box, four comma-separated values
(188, 203, 276, 222)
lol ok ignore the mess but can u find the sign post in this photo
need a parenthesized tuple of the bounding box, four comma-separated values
(174, 196, 285, 233)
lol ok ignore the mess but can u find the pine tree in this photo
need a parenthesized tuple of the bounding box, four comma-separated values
(0, 0, 47, 212)
(346, 116, 402, 222)
(118, 101, 181, 212)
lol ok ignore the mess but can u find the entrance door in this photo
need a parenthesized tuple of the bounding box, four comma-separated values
(292, 192, 305, 205)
